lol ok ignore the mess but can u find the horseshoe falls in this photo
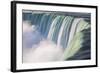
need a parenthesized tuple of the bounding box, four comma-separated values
(22, 11, 91, 63)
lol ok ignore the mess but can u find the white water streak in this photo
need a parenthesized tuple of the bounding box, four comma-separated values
(67, 18, 82, 48)
(57, 17, 68, 47)
(47, 16, 60, 40)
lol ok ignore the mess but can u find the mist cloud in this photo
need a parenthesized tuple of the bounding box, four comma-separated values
(23, 21, 64, 63)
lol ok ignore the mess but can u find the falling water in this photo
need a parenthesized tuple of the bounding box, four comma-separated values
(23, 11, 91, 62)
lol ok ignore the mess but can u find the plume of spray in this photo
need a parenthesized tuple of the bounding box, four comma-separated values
(22, 21, 64, 63)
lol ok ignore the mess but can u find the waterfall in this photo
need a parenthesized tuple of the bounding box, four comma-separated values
(47, 16, 65, 43)
(66, 18, 82, 49)
(23, 11, 91, 62)
(63, 19, 90, 60)
(57, 16, 74, 48)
